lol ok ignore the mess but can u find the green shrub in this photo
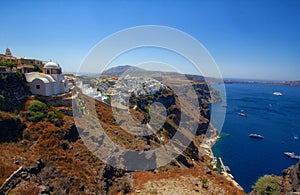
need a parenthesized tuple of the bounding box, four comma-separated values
(47, 111, 56, 121)
(252, 175, 280, 195)
(15, 70, 22, 78)
(29, 101, 47, 113)
(28, 111, 46, 122)
(28, 100, 47, 122)
(200, 177, 209, 189)
(47, 110, 63, 126)
(33, 65, 42, 73)
(0, 61, 16, 69)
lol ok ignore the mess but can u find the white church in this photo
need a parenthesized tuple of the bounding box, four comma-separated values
(25, 61, 69, 96)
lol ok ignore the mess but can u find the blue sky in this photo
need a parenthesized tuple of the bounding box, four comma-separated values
(0, 0, 300, 80)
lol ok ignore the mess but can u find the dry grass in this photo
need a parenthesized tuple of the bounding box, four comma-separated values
(0, 91, 245, 194)
(0, 164, 17, 186)
(9, 184, 39, 195)
(133, 166, 245, 195)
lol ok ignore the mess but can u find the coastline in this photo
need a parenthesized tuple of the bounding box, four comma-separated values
(200, 125, 244, 191)
(224, 79, 300, 87)
(209, 82, 300, 192)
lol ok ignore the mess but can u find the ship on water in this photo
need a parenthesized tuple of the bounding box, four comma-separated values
(284, 152, 300, 160)
(249, 134, 264, 139)
(273, 91, 283, 96)
(238, 110, 247, 117)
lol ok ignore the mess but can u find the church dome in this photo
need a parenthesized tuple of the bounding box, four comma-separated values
(44, 61, 60, 68)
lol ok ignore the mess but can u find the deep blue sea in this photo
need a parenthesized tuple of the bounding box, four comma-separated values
(212, 83, 300, 193)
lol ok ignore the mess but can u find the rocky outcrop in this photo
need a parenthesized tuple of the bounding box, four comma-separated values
(0, 166, 23, 195)
(0, 159, 44, 195)
(281, 162, 300, 193)
(0, 112, 25, 142)
(250, 162, 300, 194)
(0, 73, 30, 111)
(63, 123, 79, 142)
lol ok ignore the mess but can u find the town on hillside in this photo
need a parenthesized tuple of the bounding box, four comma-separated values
(0, 48, 70, 96)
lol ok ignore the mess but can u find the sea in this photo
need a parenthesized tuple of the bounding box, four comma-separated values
(211, 83, 300, 193)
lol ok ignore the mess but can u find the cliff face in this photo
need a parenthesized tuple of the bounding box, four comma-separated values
(0, 73, 31, 111)
(0, 80, 244, 194)
(250, 162, 300, 194)
(0, 73, 29, 142)
(281, 162, 300, 193)
(0, 112, 25, 142)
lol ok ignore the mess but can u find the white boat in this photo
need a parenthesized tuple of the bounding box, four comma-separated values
(273, 92, 283, 96)
(294, 135, 298, 140)
(249, 134, 264, 139)
(238, 110, 247, 117)
(238, 112, 247, 117)
(284, 152, 300, 160)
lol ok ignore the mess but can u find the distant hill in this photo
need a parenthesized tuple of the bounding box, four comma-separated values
(100, 65, 206, 82)
(101, 65, 172, 76)
(102, 65, 139, 75)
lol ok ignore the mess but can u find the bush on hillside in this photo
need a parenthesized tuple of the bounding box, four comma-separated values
(28, 100, 48, 122)
(252, 175, 280, 195)
(0, 61, 16, 70)
(15, 70, 22, 78)
(47, 110, 63, 126)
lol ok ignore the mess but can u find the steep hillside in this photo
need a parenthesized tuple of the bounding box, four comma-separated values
(0, 73, 30, 111)
(281, 162, 300, 193)
(0, 80, 244, 194)
(0, 112, 25, 142)
(250, 162, 300, 194)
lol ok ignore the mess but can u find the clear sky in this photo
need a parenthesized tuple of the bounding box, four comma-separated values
(0, 0, 299, 80)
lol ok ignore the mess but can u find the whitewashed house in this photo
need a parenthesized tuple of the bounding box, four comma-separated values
(25, 61, 69, 96)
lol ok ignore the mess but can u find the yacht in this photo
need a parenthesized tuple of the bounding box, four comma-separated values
(249, 134, 264, 139)
(284, 152, 300, 160)
(273, 92, 283, 96)
(238, 110, 247, 117)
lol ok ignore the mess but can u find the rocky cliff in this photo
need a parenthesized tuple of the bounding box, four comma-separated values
(250, 162, 300, 194)
(0, 72, 30, 111)
(281, 162, 300, 193)
(0, 79, 244, 194)
(0, 112, 25, 142)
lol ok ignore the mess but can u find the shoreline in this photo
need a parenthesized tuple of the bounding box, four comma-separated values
(224, 79, 300, 87)
(200, 126, 244, 192)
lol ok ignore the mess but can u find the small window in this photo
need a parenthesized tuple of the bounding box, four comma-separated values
(36, 85, 40, 89)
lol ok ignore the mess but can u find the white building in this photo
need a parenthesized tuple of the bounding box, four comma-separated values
(25, 62, 69, 96)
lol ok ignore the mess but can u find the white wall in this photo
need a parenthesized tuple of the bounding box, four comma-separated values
(30, 78, 50, 96)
